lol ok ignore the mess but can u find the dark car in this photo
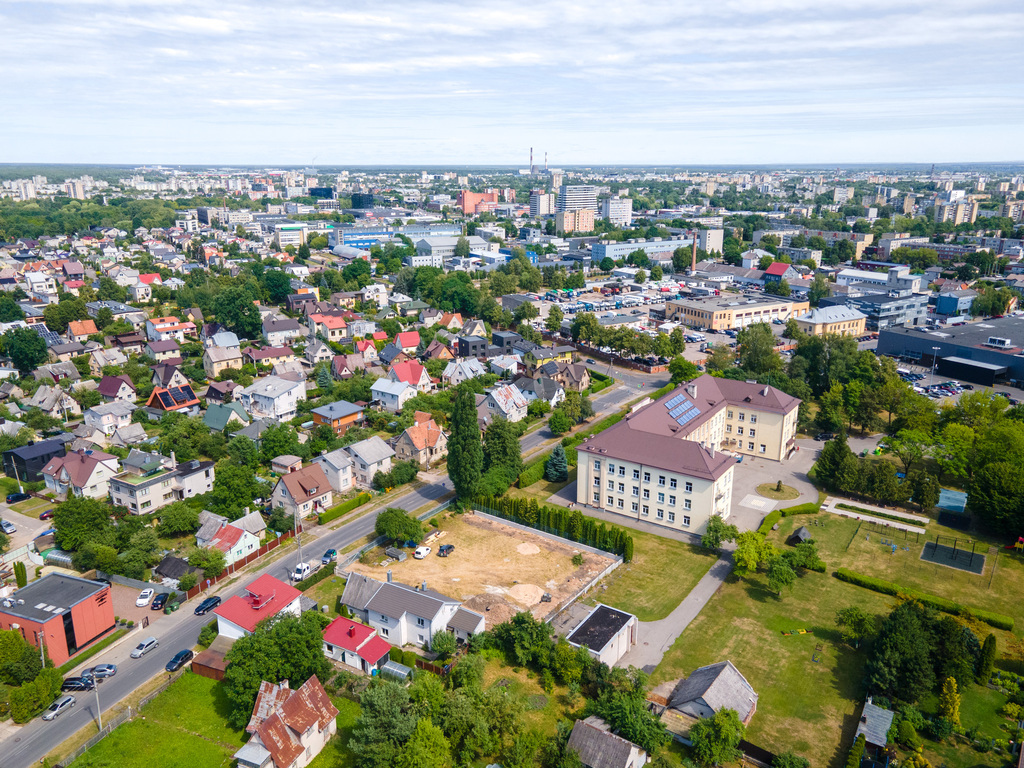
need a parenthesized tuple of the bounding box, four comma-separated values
(151, 593, 169, 611)
(321, 549, 337, 565)
(194, 596, 221, 616)
(165, 649, 194, 673)
(585, 358, 596, 364)
(61, 676, 95, 692)
(438, 544, 455, 557)
(815, 432, 835, 442)
(39, 509, 55, 520)
(5, 493, 29, 504)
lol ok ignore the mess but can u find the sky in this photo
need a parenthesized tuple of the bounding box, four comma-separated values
(3, 0, 1023, 166)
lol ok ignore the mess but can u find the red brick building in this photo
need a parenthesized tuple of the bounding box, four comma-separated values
(0, 574, 115, 666)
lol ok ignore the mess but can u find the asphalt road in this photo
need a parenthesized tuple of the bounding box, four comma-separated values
(4, 480, 451, 768)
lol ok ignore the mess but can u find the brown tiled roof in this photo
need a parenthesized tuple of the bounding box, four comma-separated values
(401, 415, 446, 451)
(279, 464, 330, 504)
(42, 448, 117, 488)
(247, 676, 339, 768)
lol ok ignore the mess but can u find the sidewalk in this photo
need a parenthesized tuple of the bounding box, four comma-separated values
(616, 544, 735, 672)
(822, 496, 927, 534)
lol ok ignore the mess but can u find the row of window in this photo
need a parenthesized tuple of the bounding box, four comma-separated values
(725, 425, 756, 437)
(726, 411, 757, 423)
(598, 480, 694, 508)
(593, 462, 692, 491)
(591, 493, 691, 526)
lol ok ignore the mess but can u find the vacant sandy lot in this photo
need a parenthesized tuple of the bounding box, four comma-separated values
(345, 513, 616, 627)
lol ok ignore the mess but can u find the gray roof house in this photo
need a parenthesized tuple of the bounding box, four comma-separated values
(566, 717, 648, 768)
(196, 510, 229, 547)
(855, 698, 895, 751)
(668, 660, 758, 725)
(341, 572, 485, 649)
(343, 436, 395, 487)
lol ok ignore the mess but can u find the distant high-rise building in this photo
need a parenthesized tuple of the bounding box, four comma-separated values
(15, 180, 36, 200)
(1001, 201, 1024, 222)
(555, 209, 595, 235)
(457, 190, 499, 214)
(309, 187, 335, 199)
(556, 185, 598, 213)
(351, 193, 375, 209)
(64, 180, 86, 200)
(547, 170, 564, 191)
(529, 190, 555, 216)
(934, 199, 978, 225)
(600, 196, 633, 227)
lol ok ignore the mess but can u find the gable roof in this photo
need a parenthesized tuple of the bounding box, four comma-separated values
(668, 660, 758, 722)
(763, 261, 792, 276)
(203, 402, 250, 431)
(365, 580, 460, 621)
(278, 464, 331, 504)
(214, 574, 301, 635)
(42, 448, 117, 487)
(208, 524, 246, 553)
(855, 699, 895, 748)
(395, 330, 420, 349)
(489, 384, 529, 413)
(67, 319, 98, 337)
(398, 415, 446, 451)
(389, 360, 426, 386)
(147, 384, 200, 410)
(245, 676, 338, 768)
(311, 400, 362, 420)
(344, 435, 395, 465)
(97, 374, 134, 397)
(567, 717, 644, 768)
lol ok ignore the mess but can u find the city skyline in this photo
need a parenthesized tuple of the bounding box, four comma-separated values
(3, 0, 1023, 165)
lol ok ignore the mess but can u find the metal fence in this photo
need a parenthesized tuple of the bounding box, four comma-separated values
(336, 498, 453, 573)
(54, 668, 186, 768)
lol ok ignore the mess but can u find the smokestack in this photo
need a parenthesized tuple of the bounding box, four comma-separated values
(545, 152, 548, 171)
(530, 147, 534, 175)
(691, 234, 697, 274)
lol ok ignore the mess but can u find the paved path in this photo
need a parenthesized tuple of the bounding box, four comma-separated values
(616, 545, 735, 673)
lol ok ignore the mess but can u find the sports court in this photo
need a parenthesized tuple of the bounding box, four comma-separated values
(920, 535, 986, 575)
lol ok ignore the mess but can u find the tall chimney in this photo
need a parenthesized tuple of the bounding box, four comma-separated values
(691, 234, 697, 274)
(387, 569, 392, 583)
(530, 147, 534, 175)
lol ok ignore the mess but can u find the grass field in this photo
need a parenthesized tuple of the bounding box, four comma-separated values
(770, 512, 1024, 632)
(307, 697, 361, 768)
(70, 674, 243, 768)
(756, 483, 800, 501)
(653, 566, 895, 768)
(588, 529, 718, 621)
(303, 574, 347, 617)
(505, 469, 575, 504)
(481, 654, 581, 735)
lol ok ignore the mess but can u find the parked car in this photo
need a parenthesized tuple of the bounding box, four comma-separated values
(815, 432, 835, 442)
(438, 544, 454, 557)
(165, 649, 194, 673)
(414, 546, 431, 559)
(135, 588, 154, 607)
(39, 509, 55, 520)
(585, 358, 596, 364)
(81, 664, 117, 680)
(5, 492, 30, 504)
(321, 549, 337, 565)
(130, 637, 159, 659)
(193, 596, 221, 616)
(42, 695, 75, 721)
(0, 520, 15, 535)
(151, 593, 169, 611)
(61, 676, 95, 692)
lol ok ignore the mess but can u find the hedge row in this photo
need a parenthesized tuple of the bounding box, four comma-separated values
(318, 492, 372, 524)
(296, 563, 340, 592)
(779, 501, 821, 516)
(389, 646, 421, 670)
(518, 458, 548, 488)
(846, 735, 866, 768)
(757, 511, 783, 535)
(477, 495, 634, 562)
(518, 409, 629, 488)
(833, 568, 1014, 631)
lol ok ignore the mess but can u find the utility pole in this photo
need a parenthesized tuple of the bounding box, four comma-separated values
(95, 678, 102, 730)
(294, 505, 302, 570)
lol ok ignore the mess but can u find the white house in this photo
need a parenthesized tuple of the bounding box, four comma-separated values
(310, 448, 355, 494)
(442, 358, 487, 386)
(83, 401, 137, 437)
(262, 316, 305, 347)
(484, 384, 529, 422)
(321, 616, 391, 675)
(235, 376, 307, 421)
(359, 283, 388, 308)
(343, 436, 394, 488)
(370, 379, 415, 413)
(566, 604, 638, 667)
(213, 574, 302, 640)
(341, 573, 485, 649)
(203, 523, 260, 566)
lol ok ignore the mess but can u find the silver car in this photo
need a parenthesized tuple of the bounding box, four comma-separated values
(42, 695, 75, 721)
(130, 637, 158, 658)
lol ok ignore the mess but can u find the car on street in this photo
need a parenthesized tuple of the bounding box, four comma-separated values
(438, 544, 454, 557)
(39, 509, 55, 520)
(165, 649, 194, 673)
(815, 432, 835, 442)
(194, 596, 221, 616)
(42, 695, 75, 721)
(586, 359, 596, 364)
(151, 593, 169, 611)
(81, 664, 117, 680)
(135, 588, 154, 607)
(321, 549, 337, 564)
(130, 637, 159, 658)
(5, 492, 30, 504)
(60, 676, 95, 692)
(414, 546, 431, 559)
(0, 520, 15, 535)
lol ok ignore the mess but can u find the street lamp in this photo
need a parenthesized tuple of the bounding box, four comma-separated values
(931, 346, 941, 387)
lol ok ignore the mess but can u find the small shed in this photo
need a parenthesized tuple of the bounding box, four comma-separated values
(271, 454, 303, 475)
(192, 635, 234, 681)
(385, 547, 407, 562)
(855, 697, 895, 754)
(379, 660, 413, 681)
(788, 526, 812, 545)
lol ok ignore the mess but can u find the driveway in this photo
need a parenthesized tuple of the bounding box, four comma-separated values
(0, 502, 53, 553)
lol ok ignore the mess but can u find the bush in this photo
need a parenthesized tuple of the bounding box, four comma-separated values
(517, 459, 547, 488)
(372, 460, 419, 491)
(178, 572, 198, 591)
(375, 507, 425, 544)
(779, 501, 821, 516)
(198, 620, 218, 648)
(833, 568, 1014, 630)
(846, 735, 866, 768)
(572, 553, 584, 567)
(897, 721, 922, 750)
(402, 650, 419, 669)
(926, 717, 953, 742)
(319, 492, 372, 524)
(757, 511, 782, 535)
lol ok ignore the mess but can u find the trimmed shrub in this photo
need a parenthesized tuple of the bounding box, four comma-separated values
(296, 566, 337, 592)
(318, 492, 372, 524)
(833, 568, 1014, 630)
(197, 620, 218, 648)
(780, 502, 821, 516)
(757, 511, 783, 535)
(897, 721, 922, 750)
(846, 735, 866, 768)
(517, 459, 547, 488)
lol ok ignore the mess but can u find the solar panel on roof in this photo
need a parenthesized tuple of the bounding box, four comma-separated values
(665, 394, 687, 410)
(158, 391, 175, 408)
(668, 404, 689, 419)
(676, 406, 701, 426)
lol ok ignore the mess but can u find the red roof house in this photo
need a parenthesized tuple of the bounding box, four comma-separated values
(321, 616, 391, 674)
(234, 676, 339, 768)
(213, 574, 302, 640)
(205, 524, 259, 566)
(395, 330, 420, 353)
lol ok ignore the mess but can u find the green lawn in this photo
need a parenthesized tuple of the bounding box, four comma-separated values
(481, 654, 582, 735)
(70, 719, 234, 768)
(591, 529, 717, 621)
(653, 566, 895, 768)
(307, 697, 361, 768)
(770, 512, 1024, 633)
(505, 469, 576, 504)
(905, 684, 1009, 768)
(304, 575, 347, 617)
(70, 673, 243, 768)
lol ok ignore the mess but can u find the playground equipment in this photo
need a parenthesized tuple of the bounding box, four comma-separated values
(1004, 536, 1024, 551)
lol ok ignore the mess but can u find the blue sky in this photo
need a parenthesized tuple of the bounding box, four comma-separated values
(3, 0, 1022, 165)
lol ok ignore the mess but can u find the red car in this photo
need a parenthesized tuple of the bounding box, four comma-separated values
(39, 509, 55, 520)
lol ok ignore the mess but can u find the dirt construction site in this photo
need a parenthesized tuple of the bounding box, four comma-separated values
(345, 513, 618, 627)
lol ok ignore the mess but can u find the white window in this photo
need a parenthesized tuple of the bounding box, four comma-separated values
(737, 427, 744, 436)
(750, 414, 757, 423)
(417, 617, 425, 626)
(380, 627, 389, 636)
(594, 461, 601, 471)
(749, 429, 756, 438)
(726, 424, 732, 433)
(658, 476, 666, 486)
(738, 412, 745, 421)
(727, 410, 733, 418)
(748, 442, 754, 450)
(607, 463, 614, 473)
(631, 502, 638, 512)
(683, 515, 691, 526)
(595, 478, 601, 487)
(643, 472, 650, 483)
(593, 493, 600, 503)
(670, 479, 677, 489)
(668, 511, 675, 522)
(669, 495, 676, 505)
(657, 509, 664, 519)
(617, 499, 624, 508)
(632, 469, 640, 480)
(643, 489, 650, 499)
(618, 466, 625, 476)
(685, 481, 693, 493)
(618, 483, 625, 493)
(658, 492, 665, 503)
(607, 480, 614, 489)
(642, 505, 649, 516)
(632, 486, 639, 496)
(760, 444, 767, 453)
(607, 496, 614, 506)
(684, 499, 692, 510)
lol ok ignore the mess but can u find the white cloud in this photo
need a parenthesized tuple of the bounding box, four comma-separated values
(0, 0, 1021, 163)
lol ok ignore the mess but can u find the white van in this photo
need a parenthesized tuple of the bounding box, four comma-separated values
(291, 561, 321, 582)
